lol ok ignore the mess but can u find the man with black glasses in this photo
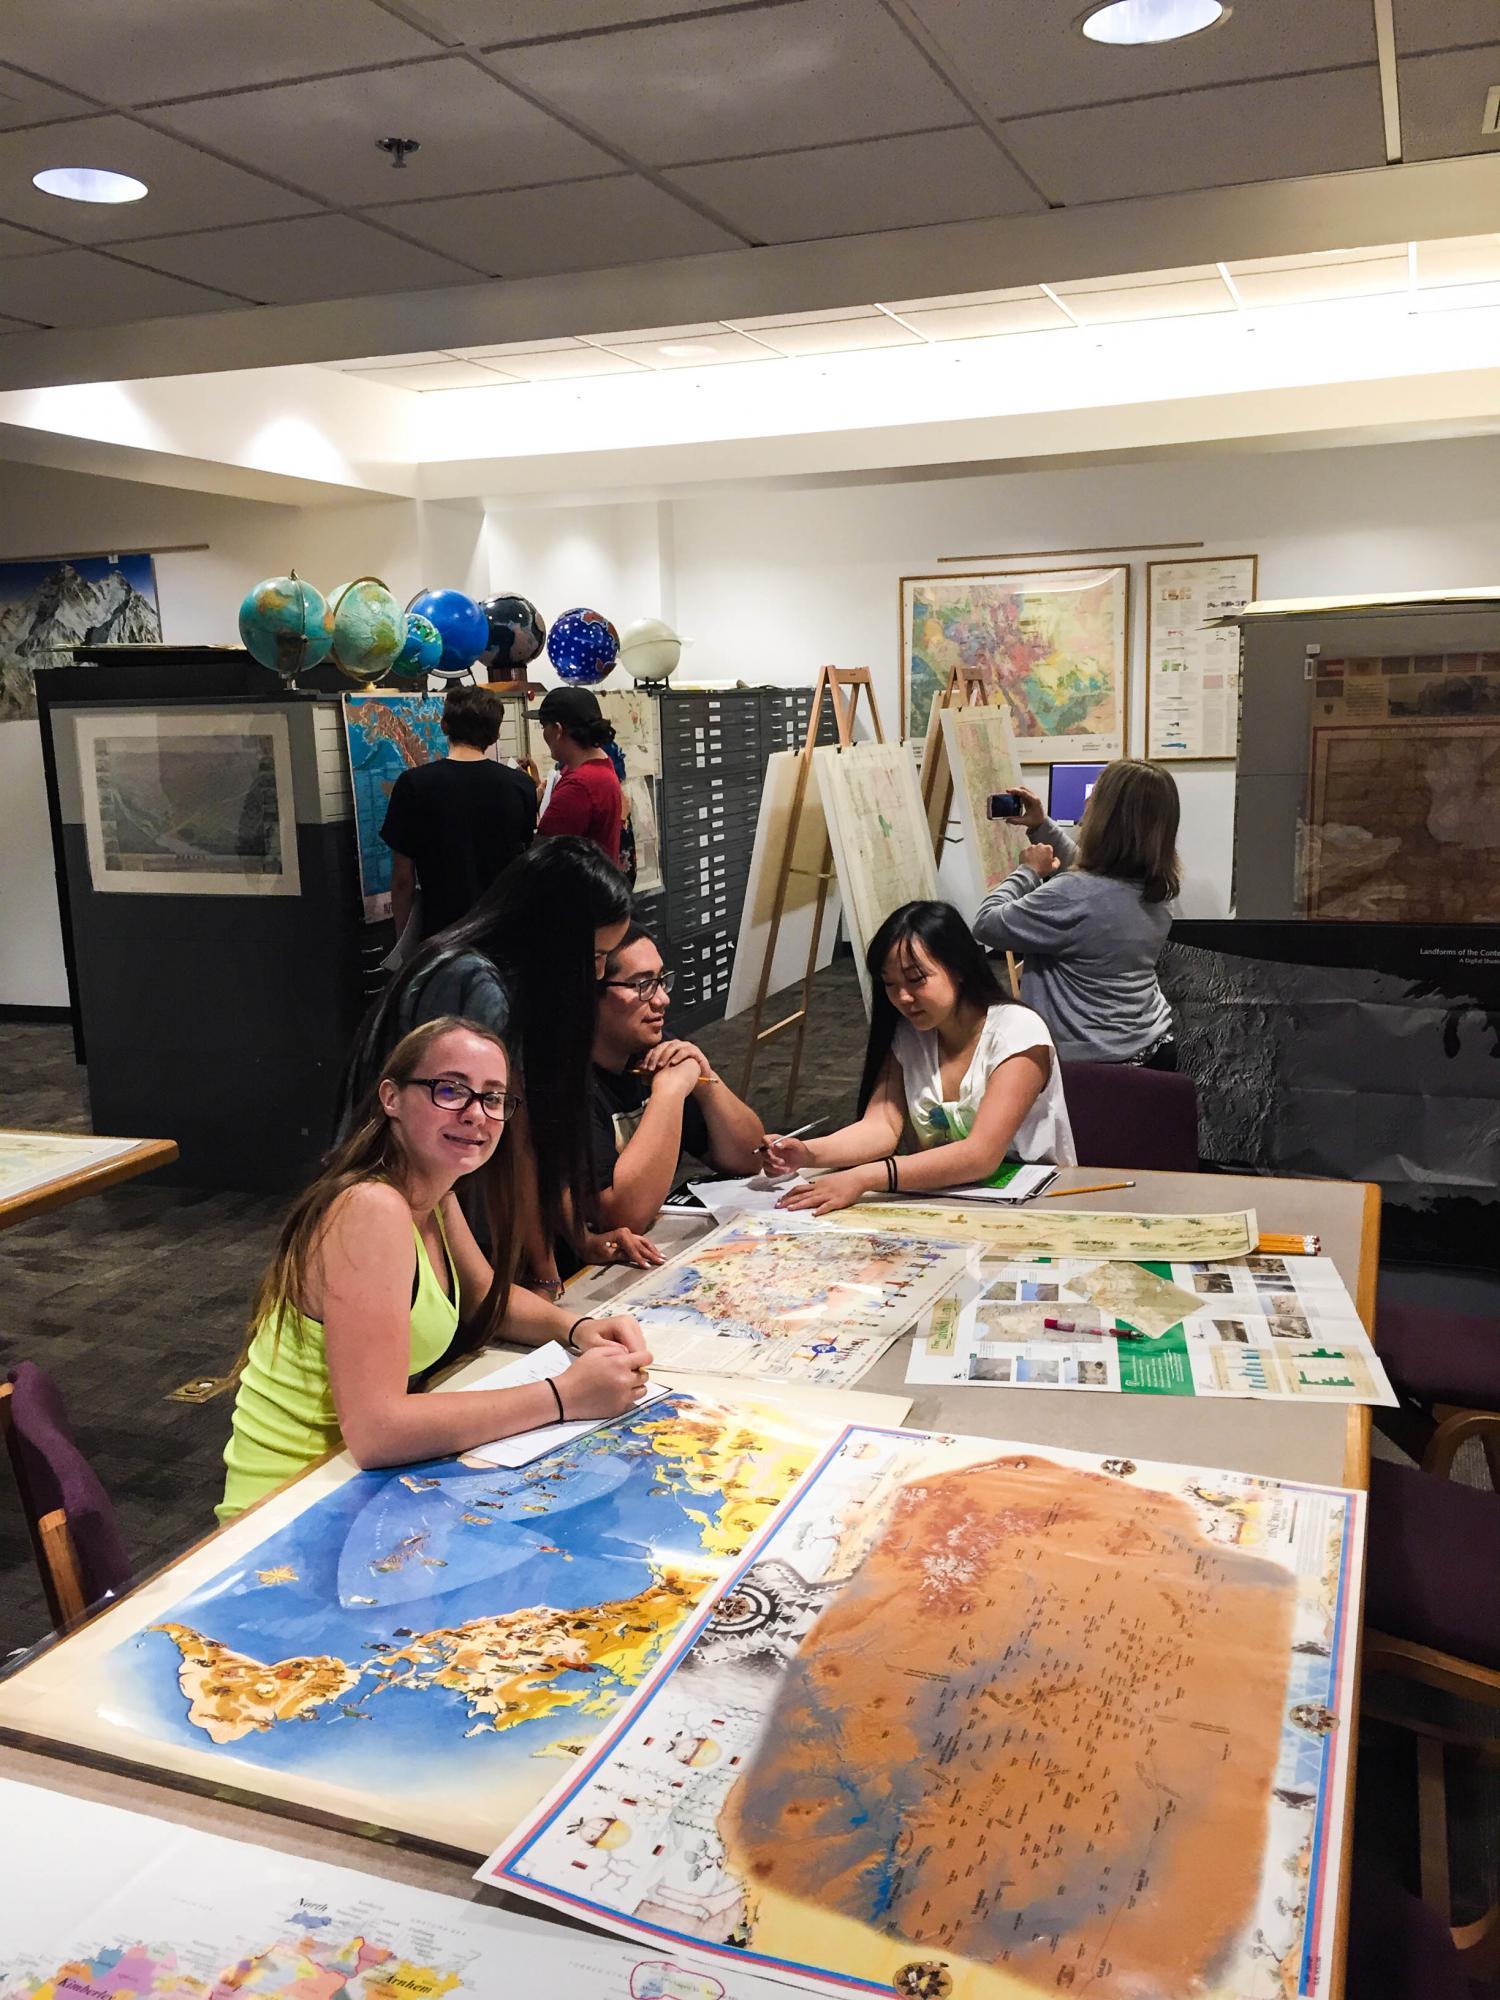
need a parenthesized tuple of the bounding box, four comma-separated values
(590, 925, 765, 1234)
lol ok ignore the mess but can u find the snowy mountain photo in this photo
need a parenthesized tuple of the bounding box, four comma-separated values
(0, 554, 161, 721)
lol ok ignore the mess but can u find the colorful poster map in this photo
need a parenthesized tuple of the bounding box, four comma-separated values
(0, 1390, 830, 1854)
(901, 568, 1127, 761)
(1305, 715, 1500, 921)
(342, 692, 448, 921)
(908, 1251, 1395, 1404)
(0, 1779, 771, 2000)
(831, 1200, 1258, 1260)
(489, 1425, 1364, 2000)
(612, 1214, 970, 1387)
(1146, 554, 1256, 760)
(813, 741, 937, 1008)
(938, 701, 1026, 895)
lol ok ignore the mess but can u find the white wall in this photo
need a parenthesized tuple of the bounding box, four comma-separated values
(0, 466, 452, 1006)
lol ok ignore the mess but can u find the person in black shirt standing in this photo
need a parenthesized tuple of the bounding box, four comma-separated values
(381, 684, 537, 942)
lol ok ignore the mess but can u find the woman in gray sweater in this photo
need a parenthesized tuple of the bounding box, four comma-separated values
(973, 759, 1181, 1069)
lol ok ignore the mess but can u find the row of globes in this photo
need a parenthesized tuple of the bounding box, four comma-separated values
(236, 573, 683, 687)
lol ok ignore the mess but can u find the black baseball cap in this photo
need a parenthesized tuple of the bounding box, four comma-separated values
(537, 685, 604, 729)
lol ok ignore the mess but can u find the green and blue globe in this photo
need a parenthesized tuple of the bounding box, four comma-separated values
(237, 574, 333, 678)
(331, 578, 404, 684)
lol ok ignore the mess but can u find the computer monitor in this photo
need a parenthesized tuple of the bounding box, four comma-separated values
(1048, 762, 1105, 823)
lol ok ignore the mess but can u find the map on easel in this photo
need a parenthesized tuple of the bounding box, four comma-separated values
(814, 740, 937, 1007)
(939, 701, 1028, 895)
(488, 1426, 1364, 2000)
(724, 749, 842, 1020)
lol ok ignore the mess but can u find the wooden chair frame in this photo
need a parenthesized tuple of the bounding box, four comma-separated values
(1363, 1410, 1500, 1979)
(0, 1378, 90, 1631)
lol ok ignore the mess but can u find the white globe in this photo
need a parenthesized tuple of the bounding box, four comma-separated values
(618, 616, 682, 683)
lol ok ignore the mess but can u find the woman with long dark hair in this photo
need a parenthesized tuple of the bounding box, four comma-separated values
(220, 1016, 649, 1522)
(764, 900, 1074, 1215)
(974, 759, 1182, 1068)
(340, 837, 630, 1255)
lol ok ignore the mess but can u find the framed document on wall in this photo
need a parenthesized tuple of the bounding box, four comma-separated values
(900, 566, 1128, 764)
(1146, 554, 1257, 761)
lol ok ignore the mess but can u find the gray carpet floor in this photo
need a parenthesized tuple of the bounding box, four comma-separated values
(2, 964, 1496, 1935)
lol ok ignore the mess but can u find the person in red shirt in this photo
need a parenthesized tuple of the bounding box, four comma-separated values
(535, 685, 624, 866)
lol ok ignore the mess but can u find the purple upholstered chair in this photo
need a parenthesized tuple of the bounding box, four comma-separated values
(1058, 1061, 1199, 1172)
(0, 1361, 131, 1632)
(1362, 1443, 1500, 1984)
(1376, 1302, 1500, 1486)
(1347, 1878, 1472, 2000)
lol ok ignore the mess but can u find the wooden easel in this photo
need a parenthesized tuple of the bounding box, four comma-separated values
(920, 661, 993, 856)
(918, 663, 1022, 1001)
(739, 664, 885, 1118)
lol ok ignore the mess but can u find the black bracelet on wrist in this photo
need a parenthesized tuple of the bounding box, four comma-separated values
(547, 1376, 565, 1423)
(891, 1154, 900, 1193)
(566, 1317, 590, 1352)
(884, 1154, 898, 1193)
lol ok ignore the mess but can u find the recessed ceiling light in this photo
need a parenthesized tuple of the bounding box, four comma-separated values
(1080, 0, 1227, 45)
(33, 166, 148, 204)
(659, 341, 716, 359)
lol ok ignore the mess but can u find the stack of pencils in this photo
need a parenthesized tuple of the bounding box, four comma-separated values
(1256, 1231, 1321, 1256)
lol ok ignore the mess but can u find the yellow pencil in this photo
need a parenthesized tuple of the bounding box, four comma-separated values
(1044, 1180, 1135, 1198)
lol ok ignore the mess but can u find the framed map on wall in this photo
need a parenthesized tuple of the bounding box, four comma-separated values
(901, 565, 1127, 763)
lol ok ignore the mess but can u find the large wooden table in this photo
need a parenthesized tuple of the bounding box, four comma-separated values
(0, 1164, 1379, 1971)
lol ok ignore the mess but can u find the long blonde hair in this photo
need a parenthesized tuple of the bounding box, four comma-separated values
(1076, 759, 1181, 904)
(237, 1016, 518, 1372)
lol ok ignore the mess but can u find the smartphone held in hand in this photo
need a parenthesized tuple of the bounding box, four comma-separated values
(986, 791, 1023, 819)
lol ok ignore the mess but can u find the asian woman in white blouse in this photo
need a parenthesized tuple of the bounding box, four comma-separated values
(764, 901, 1076, 1215)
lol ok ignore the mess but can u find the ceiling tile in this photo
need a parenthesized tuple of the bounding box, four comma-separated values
(0, 115, 316, 243)
(449, 342, 649, 378)
(395, 0, 747, 40)
(156, 57, 614, 207)
(1001, 68, 1385, 204)
(484, 0, 969, 164)
(1227, 246, 1409, 306)
(1393, 0, 1500, 55)
(890, 293, 1071, 338)
(114, 213, 481, 304)
(0, 218, 62, 257)
(593, 327, 776, 366)
(365, 176, 742, 277)
(0, 62, 94, 130)
(665, 126, 1041, 243)
(347, 359, 521, 389)
(1050, 270, 1234, 322)
(1415, 234, 1500, 287)
(0, 0, 442, 104)
(902, 0, 1376, 121)
(726, 309, 920, 355)
(1398, 46, 1500, 162)
(0, 246, 246, 326)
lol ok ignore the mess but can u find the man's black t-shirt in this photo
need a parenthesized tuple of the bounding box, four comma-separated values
(381, 758, 536, 939)
(590, 1064, 712, 1193)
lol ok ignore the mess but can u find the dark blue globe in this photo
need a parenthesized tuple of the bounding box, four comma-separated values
(546, 606, 619, 685)
(479, 593, 546, 672)
(408, 588, 489, 678)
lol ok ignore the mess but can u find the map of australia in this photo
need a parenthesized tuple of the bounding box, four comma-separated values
(104, 1394, 818, 1852)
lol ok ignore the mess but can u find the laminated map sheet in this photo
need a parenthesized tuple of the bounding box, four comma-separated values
(609, 1212, 972, 1387)
(908, 1251, 1394, 1404)
(0, 1383, 902, 1855)
(832, 1200, 1258, 1260)
(0, 1779, 779, 2000)
(487, 1423, 1364, 2000)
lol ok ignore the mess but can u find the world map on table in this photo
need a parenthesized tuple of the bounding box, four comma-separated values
(96, 1392, 819, 1852)
(492, 1427, 1365, 2000)
(903, 569, 1126, 760)
(342, 692, 449, 920)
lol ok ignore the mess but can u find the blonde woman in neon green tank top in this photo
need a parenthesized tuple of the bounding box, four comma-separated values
(219, 1015, 651, 1523)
